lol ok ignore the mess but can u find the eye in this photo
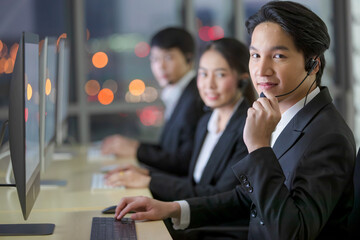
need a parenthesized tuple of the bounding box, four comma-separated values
(251, 53, 260, 58)
(216, 72, 226, 78)
(274, 54, 286, 59)
(198, 71, 207, 78)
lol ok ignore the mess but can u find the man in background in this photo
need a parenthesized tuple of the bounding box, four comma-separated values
(102, 27, 204, 176)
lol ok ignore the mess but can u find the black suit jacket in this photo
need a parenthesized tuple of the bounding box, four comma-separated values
(137, 77, 205, 176)
(186, 87, 356, 240)
(149, 100, 249, 201)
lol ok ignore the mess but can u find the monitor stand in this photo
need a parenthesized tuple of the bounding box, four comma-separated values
(0, 223, 55, 236)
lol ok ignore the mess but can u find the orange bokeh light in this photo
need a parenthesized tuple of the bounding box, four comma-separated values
(134, 42, 150, 58)
(4, 58, 14, 74)
(0, 40, 3, 53)
(45, 78, 52, 96)
(98, 88, 114, 105)
(57, 33, 67, 48)
(85, 79, 101, 96)
(27, 84, 33, 101)
(129, 79, 145, 96)
(92, 52, 108, 68)
(0, 58, 6, 74)
(25, 108, 29, 122)
(10, 43, 19, 61)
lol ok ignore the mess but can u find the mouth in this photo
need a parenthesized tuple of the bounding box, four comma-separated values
(257, 82, 278, 91)
(204, 93, 219, 101)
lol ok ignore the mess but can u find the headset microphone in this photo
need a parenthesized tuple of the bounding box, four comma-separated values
(260, 57, 319, 98)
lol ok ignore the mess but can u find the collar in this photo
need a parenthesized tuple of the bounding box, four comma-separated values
(207, 98, 244, 134)
(271, 87, 320, 147)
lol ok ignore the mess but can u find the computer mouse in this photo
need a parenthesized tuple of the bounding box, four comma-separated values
(102, 205, 117, 214)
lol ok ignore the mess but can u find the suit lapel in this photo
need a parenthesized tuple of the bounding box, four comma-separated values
(159, 77, 196, 145)
(199, 100, 248, 184)
(272, 87, 333, 159)
(189, 117, 209, 177)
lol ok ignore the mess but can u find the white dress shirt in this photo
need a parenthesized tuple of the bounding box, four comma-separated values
(173, 87, 321, 230)
(161, 70, 196, 120)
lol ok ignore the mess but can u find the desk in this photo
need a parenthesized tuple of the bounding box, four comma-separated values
(0, 146, 172, 239)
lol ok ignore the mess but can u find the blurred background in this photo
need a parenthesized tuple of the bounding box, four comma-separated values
(0, 0, 359, 147)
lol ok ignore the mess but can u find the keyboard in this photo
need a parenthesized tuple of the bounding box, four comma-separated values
(91, 173, 124, 191)
(87, 143, 116, 162)
(90, 217, 137, 240)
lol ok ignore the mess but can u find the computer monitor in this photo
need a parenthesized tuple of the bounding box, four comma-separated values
(39, 37, 57, 173)
(55, 38, 69, 146)
(0, 32, 54, 236)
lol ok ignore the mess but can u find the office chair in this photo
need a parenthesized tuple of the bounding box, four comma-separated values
(348, 148, 360, 239)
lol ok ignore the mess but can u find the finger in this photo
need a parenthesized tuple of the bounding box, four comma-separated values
(116, 198, 143, 220)
(251, 100, 265, 112)
(115, 198, 129, 218)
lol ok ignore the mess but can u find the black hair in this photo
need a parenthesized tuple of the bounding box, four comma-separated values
(245, 1, 330, 86)
(150, 27, 195, 63)
(202, 38, 256, 104)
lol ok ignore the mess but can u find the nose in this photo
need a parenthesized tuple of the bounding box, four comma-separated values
(205, 74, 216, 89)
(256, 58, 274, 76)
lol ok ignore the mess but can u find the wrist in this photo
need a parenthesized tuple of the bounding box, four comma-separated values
(168, 202, 181, 219)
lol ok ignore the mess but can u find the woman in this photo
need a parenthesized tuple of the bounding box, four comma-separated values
(105, 38, 255, 201)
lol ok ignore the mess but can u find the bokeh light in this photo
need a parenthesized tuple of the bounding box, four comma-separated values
(137, 106, 163, 126)
(45, 78, 52, 96)
(98, 88, 114, 105)
(129, 79, 145, 96)
(10, 43, 19, 61)
(27, 84, 33, 101)
(4, 58, 14, 74)
(134, 42, 150, 58)
(103, 79, 118, 94)
(141, 87, 158, 103)
(0, 58, 6, 74)
(208, 26, 224, 40)
(92, 51, 108, 68)
(85, 79, 101, 96)
(25, 108, 28, 122)
(125, 91, 141, 103)
(0, 40, 3, 53)
(0, 42, 7, 58)
(57, 33, 67, 48)
(198, 26, 211, 41)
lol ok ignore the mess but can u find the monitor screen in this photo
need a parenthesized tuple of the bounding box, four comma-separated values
(44, 39, 57, 146)
(8, 32, 40, 220)
(39, 37, 57, 172)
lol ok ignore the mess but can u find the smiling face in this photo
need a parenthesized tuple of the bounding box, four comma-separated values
(197, 49, 241, 111)
(249, 22, 318, 111)
(149, 47, 191, 87)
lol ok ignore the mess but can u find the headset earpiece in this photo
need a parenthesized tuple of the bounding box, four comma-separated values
(305, 58, 319, 75)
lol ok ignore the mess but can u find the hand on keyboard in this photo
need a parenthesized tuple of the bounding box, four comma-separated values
(105, 169, 151, 188)
(91, 173, 125, 190)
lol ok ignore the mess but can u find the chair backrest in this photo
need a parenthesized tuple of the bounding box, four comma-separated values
(348, 148, 360, 238)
